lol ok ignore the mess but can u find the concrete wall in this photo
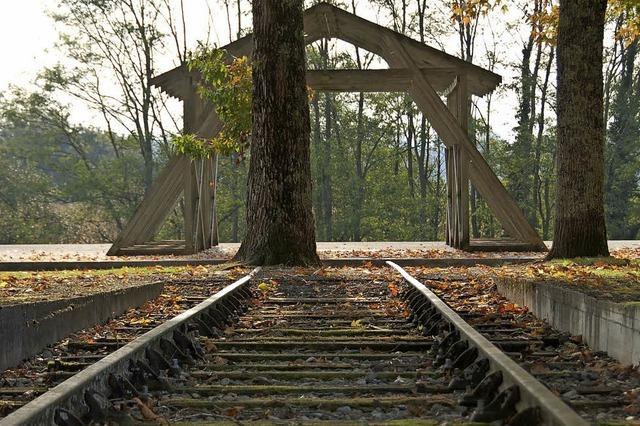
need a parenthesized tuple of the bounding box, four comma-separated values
(0, 282, 163, 371)
(497, 278, 640, 365)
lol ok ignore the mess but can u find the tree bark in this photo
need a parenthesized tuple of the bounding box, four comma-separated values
(234, 0, 319, 265)
(534, 47, 554, 239)
(548, 0, 609, 258)
(406, 107, 415, 197)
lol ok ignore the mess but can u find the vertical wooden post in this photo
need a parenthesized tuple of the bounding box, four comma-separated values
(210, 155, 219, 247)
(445, 75, 470, 249)
(183, 82, 222, 253)
(183, 83, 201, 254)
(196, 156, 216, 250)
(445, 146, 455, 246)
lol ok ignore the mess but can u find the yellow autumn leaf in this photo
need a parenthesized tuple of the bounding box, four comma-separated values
(258, 282, 271, 293)
(130, 317, 152, 326)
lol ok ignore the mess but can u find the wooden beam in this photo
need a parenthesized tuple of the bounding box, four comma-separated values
(306, 68, 457, 93)
(446, 76, 470, 249)
(153, 4, 501, 100)
(445, 147, 454, 246)
(210, 156, 220, 247)
(195, 113, 221, 249)
(183, 84, 207, 253)
(107, 156, 188, 255)
(310, 3, 501, 96)
(382, 33, 545, 250)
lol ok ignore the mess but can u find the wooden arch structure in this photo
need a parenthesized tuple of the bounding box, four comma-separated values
(107, 2, 546, 256)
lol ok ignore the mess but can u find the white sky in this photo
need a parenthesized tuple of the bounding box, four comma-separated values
(0, 0, 58, 91)
(0, 1, 540, 140)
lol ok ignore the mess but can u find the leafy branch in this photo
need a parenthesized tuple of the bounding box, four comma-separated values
(173, 46, 251, 159)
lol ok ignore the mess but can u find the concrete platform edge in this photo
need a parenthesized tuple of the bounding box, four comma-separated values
(496, 278, 640, 365)
(0, 281, 164, 371)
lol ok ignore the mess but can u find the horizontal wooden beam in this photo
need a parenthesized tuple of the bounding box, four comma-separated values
(306, 68, 456, 93)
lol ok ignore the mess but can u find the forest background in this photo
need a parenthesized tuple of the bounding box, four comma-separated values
(0, 0, 638, 245)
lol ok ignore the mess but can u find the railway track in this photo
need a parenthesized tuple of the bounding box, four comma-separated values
(0, 264, 622, 424)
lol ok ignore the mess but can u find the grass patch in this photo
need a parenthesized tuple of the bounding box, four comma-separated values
(0, 265, 186, 281)
(0, 261, 243, 281)
(0, 262, 245, 305)
(498, 258, 640, 303)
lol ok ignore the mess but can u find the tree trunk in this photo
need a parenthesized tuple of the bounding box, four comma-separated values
(322, 92, 333, 241)
(352, 92, 366, 242)
(548, 0, 609, 258)
(510, 34, 535, 222)
(416, 115, 429, 238)
(406, 107, 415, 198)
(534, 47, 554, 239)
(234, 0, 319, 265)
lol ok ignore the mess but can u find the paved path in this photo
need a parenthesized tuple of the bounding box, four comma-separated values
(0, 241, 638, 262)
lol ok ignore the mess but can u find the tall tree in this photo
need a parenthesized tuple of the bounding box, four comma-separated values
(548, 0, 609, 258)
(605, 38, 640, 239)
(47, 0, 185, 191)
(234, 0, 319, 265)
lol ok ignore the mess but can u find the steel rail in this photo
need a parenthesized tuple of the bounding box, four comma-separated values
(387, 261, 587, 426)
(1, 267, 261, 426)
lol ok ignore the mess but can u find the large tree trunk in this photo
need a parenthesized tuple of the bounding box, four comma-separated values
(234, 0, 319, 265)
(548, 0, 609, 258)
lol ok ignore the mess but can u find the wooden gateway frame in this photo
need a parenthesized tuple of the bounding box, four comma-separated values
(107, 2, 546, 256)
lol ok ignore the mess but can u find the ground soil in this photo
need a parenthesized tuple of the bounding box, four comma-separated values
(0, 264, 245, 306)
(487, 257, 640, 303)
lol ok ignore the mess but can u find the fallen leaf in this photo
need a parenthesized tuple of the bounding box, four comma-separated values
(133, 397, 167, 424)
(223, 406, 244, 418)
(202, 338, 218, 353)
(212, 356, 228, 365)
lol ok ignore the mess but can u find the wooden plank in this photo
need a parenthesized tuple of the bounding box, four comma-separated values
(152, 4, 501, 100)
(313, 3, 500, 97)
(183, 87, 200, 252)
(200, 158, 213, 250)
(192, 160, 205, 252)
(194, 113, 222, 249)
(458, 148, 470, 248)
(447, 77, 470, 249)
(108, 156, 187, 255)
(382, 33, 545, 250)
(467, 239, 541, 253)
(128, 159, 186, 246)
(445, 147, 454, 246)
(209, 155, 220, 247)
(306, 68, 457, 93)
(118, 246, 189, 256)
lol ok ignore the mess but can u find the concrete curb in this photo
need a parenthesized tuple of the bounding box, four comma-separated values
(0, 257, 538, 272)
(496, 277, 640, 365)
(0, 281, 164, 371)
